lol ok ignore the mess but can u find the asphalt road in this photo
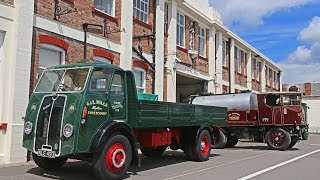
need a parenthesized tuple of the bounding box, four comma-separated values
(1, 134, 320, 180)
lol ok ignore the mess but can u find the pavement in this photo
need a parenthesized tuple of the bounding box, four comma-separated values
(1, 134, 320, 180)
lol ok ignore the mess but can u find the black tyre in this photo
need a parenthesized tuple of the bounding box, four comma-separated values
(212, 130, 227, 149)
(289, 137, 299, 148)
(266, 128, 291, 150)
(302, 128, 309, 140)
(192, 130, 212, 162)
(141, 146, 167, 157)
(184, 143, 195, 161)
(226, 137, 239, 148)
(93, 134, 132, 180)
(32, 153, 67, 170)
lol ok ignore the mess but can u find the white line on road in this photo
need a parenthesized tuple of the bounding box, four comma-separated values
(310, 144, 320, 146)
(237, 149, 320, 180)
(163, 152, 272, 180)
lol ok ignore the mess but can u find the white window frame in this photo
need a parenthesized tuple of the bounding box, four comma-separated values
(94, 0, 116, 16)
(93, 56, 112, 64)
(39, 44, 65, 78)
(222, 39, 227, 66)
(251, 58, 256, 78)
(133, 67, 146, 93)
(198, 26, 206, 57)
(176, 12, 185, 47)
(265, 66, 269, 85)
(256, 60, 260, 81)
(134, 0, 149, 23)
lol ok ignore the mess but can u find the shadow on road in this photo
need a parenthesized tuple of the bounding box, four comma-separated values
(26, 150, 221, 180)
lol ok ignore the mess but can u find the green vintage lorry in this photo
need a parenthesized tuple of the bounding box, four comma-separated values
(23, 62, 227, 180)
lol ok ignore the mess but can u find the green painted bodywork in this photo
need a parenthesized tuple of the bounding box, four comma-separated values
(23, 61, 227, 157)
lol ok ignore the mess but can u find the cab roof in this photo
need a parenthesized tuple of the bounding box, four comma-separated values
(49, 60, 124, 71)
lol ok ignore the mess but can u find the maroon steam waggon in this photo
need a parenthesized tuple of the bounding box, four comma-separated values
(192, 92, 308, 150)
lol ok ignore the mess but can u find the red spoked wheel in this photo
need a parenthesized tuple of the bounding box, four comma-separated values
(94, 134, 132, 180)
(200, 135, 210, 156)
(105, 143, 126, 173)
(266, 128, 291, 151)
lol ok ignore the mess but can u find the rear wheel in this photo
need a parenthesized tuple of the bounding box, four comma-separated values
(226, 137, 239, 148)
(266, 128, 291, 150)
(192, 130, 212, 162)
(93, 134, 132, 180)
(289, 137, 299, 148)
(140, 146, 167, 157)
(32, 153, 67, 170)
(212, 130, 227, 149)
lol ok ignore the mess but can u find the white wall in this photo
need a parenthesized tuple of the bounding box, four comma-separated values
(303, 98, 320, 133)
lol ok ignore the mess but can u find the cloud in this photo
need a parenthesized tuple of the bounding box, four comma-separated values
(280, 16, 320, 83)
(209, 0, 316, 27)
(298, 16, 320, 43)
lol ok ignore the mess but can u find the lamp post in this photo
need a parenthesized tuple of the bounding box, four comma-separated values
(82, 23, 103, 60)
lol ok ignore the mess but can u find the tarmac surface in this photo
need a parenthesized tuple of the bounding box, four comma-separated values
(1, 134, 320, 180)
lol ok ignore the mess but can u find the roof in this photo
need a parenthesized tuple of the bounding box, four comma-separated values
(48, 60, 124, 71)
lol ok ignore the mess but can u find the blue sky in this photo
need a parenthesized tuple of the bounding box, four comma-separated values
(209, 0, 320, 83)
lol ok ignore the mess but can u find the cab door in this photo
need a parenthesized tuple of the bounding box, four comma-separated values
(258, 94, 283, 125)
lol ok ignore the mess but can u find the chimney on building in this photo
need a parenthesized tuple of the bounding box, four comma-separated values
(305, 83, 311, 96)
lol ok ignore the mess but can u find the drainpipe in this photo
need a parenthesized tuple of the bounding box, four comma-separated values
(151, 0, 157, 94)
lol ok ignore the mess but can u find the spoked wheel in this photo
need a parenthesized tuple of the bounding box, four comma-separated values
(192, 130, 212, 162)
(141, 146, 167, 157)
(288, 137, 299, 149)
(94, 134, 132, 180)
(212, 130, 227, 149)
(266, 128, 291, 151)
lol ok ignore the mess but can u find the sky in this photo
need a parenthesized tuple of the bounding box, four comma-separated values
(209, 0, 320, 84)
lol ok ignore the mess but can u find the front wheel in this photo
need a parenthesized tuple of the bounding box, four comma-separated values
(266, 128, 291, 150)
(93, 134, 132, 180)
(289, 137, 299, 148)
(32, 153, 67, 170)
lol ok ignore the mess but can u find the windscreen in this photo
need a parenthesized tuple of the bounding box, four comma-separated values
(282, 94, 302, 105)
(35, 68, 90, 92)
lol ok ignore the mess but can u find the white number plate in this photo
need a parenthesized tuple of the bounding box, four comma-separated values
(38, 149, 56, 158)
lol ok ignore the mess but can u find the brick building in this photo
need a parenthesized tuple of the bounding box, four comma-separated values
(0, 0, 282, 164)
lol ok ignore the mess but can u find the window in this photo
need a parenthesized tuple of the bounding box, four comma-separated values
(176, 12, 185, 47)
(265, 66, 269, 85)
(222, 40, 227, 66)
(235, 47, 241, 73)
(269, 68, 273, 87)
(252, 58, 256, 78)
(223, 85, 229, 94)
(0, 32, 5, 113)
(198, 27, 206, 56)
(39, 45, 65, 78)
(134, 0, 149, 23)
(164, 2, 169, 34)
(111, 73, 123, 94)
(110, 73, 125, 118)
(89, 68, 113, 92)
(93, 56, 112, 64)
(133, 67, 146, 93)
(273, 71, 277, 88)
(94, 0, 115, 16)
(256, 61, 260, 81)
(243, 52, 247, 75)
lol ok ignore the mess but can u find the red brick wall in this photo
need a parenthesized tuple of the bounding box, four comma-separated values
(30, 28, 120, 91)
(34, 0, 121, 43)
(222, 67, 229, 82)
(251, 81, 260, 91)
(0, 0, 13, 5)
(163, 67, 167, 102)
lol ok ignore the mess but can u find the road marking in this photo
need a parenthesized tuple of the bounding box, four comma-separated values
(237, 149, 320, 180)
(310, 144, 320, 146)
(163, 152, 272, 180)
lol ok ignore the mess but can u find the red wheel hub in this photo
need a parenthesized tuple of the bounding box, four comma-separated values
(200, 135, 210, 156)
(105, 143, 126, 173)
(270, 131, 285, 147)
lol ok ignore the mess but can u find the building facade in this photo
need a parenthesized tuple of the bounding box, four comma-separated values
(0, 0, 34, 164)
(0, 0, 282, 164)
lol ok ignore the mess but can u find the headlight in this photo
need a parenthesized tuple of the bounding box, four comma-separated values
(63, 124, 73, 138)
(24, 121, 33, 134)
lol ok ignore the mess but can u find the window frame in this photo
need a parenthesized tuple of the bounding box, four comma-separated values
(235, 46, 241, 73)
(198, 26, 206, 57)
(94, 0, 116, 17)
(176, 12, 185, 47)
(134, 0, 149, 23)
(133, 67, 146, 93)
(222, 39, 227, 67)
(256, 60, 260, 81)
(164, 2, 169, 34)
(39, 44, 65, 78)
(93, 56, 112, 64)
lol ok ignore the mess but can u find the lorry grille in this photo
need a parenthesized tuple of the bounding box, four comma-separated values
(35, 95, 66, 155)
